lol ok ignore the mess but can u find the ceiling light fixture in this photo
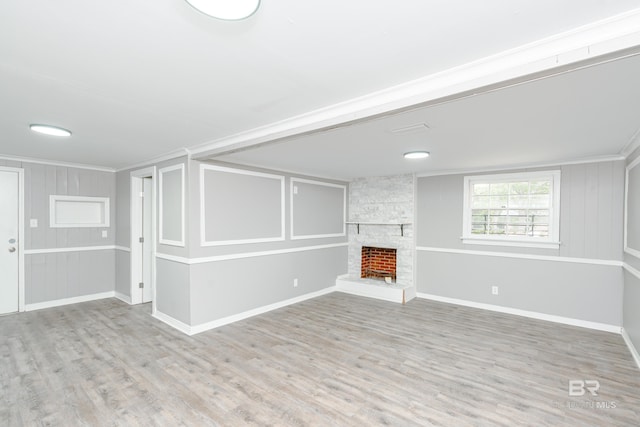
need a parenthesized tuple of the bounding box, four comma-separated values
(185, 0, 260, 20)
(30, 124, 72, 137)
(404, 151, 430, 159)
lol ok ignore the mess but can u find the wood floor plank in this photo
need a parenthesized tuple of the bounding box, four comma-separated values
(1, 294, 639, 426)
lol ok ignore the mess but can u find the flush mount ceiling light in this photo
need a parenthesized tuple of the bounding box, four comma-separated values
(185, 0, 260, 20)
(404, 151, 430, 159)
(29, 124, 72, 137)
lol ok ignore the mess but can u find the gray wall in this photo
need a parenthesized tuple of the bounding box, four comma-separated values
(292, 179, 345, 237)
(190, 246, 347, 325)
(624, 147, 640, 356)
(156, 258, 190, 325)
(185, 160, 348, 327)
(18, 162, 116, 304)
(416, 161, 625, 326)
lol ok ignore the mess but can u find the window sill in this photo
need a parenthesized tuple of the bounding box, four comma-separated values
(461, 237, 560, 250)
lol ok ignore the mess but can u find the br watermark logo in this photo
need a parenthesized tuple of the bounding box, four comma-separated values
(568, 380, 600, 397)
(552, 379, 617, 410)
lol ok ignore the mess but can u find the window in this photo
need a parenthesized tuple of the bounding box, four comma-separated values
(462, 171, 560, 248)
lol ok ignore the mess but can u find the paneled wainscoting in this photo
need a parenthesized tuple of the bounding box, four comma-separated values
(1, 294, 639, 425)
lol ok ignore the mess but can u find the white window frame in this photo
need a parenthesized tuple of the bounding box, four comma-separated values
(462, 171, 561, 249)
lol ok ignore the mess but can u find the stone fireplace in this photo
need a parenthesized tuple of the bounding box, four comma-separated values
(361, 246, 396, 282)
(336, 174, 416, 304)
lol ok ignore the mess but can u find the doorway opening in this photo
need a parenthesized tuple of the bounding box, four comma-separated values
(130, 167, 156, 311)
(0, 167, 24, 315)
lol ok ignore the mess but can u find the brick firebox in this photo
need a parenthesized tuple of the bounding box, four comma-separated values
(361, 246, 397, 282)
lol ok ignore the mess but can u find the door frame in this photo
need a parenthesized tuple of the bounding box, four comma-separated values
(130, 166, 157, 313)
(0, 166, 25, 312)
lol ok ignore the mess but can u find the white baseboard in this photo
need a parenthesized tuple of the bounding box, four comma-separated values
(114, 292, 132, 305)
(152, 310, 192, 335)
(189, 286, 337, 335)
(416, 293, 621, 334)
(25, 291, 115, 312)
(622, 328, 640, 370)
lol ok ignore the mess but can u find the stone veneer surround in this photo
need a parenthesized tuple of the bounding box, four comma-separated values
(347, 174, 414, 287)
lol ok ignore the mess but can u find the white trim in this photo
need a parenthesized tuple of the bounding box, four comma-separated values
(416, 246, 623, 267)
(199, 164, 285, 246)
(624, 156, 640, 259)
(290, 178, 347, 240)
(49, 195, 110, 228)
(623, 262, 640, 280)
(114, 292, 132, 305)
(156, 242, 348, 265)
(189, 9, 640, 160)
(462, 171, 561, 249)
(416, 293, 621, 333)
(621, 327, 640, 370)
(621, 127, 640, 158)
(115, 245, 131, 252)
(0, 154, 115, 172)
(189, 286, 336, 335)
(1, 167, 25, 312)
(417, 155, 625, 178)
(152, 310, 192, 335)
(25, 291, 115, 312)
(335, 276, 412, 304)
(117, 148, 190, 173)
(461, 237, 561, 250)
(130, 166, 157, 308)
(158, 163, 185, 247)
(24, 245, 116, 255)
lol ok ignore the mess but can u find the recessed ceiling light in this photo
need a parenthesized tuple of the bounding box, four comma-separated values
(30, 124, 72, 137)
(404, 151, 430, 159)
(185, 0, 260, 20)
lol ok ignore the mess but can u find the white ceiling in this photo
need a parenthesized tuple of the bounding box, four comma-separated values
(2, 0, 640, 176)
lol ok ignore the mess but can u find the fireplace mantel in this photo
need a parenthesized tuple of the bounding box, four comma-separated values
(346, 221, 411, 236)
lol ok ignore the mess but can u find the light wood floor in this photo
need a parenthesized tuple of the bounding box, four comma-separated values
(1, 293, 639, 426)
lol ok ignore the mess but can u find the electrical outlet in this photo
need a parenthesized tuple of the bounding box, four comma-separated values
(30, 219, 38, 228)
(101, 230, 108, 238)
(491, 286, 499, 295)
(293, 278, 298, 288)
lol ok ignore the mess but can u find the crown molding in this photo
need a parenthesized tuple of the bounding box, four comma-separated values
(416, 155, 626, 178)
(189, 8, 640, 160)
(117, 148, 190, 172)
(621, 126, 640, 158)
(0, 154, 115, 172)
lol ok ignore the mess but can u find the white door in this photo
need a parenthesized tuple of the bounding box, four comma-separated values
(0, 170, 19, 315)
(141, 177, 153, 303)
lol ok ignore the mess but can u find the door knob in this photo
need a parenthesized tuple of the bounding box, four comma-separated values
(8, 247, 16, 253)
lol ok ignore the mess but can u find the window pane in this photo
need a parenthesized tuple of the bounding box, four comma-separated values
(507, 225, 527, 236)
(509, 195, 528, 208)
(490, 183, 509, 195)
(465, 173, 558, 243)
(489, 196, 508, 209)
(488, 224, 506, 235)
(472, 183, 490, 195)
(530, 195, 550, 208)
(472, 195, 490, 209)
(509, 182, 529, 195)
(530, 180, 550, 194)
